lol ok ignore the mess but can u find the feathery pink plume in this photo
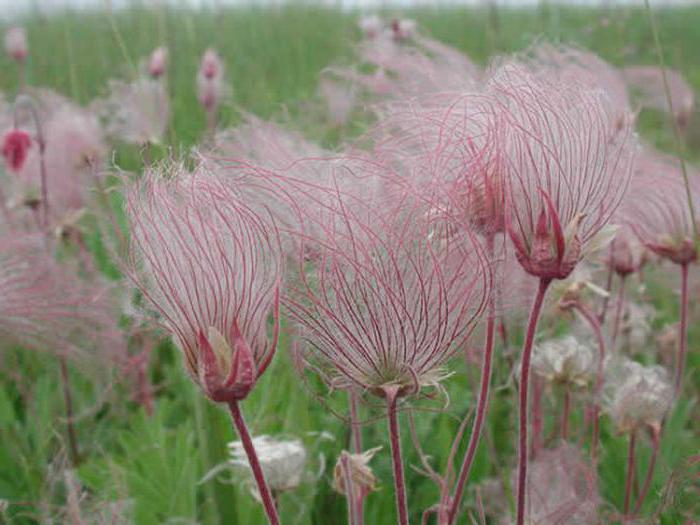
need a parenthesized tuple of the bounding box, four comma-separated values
(4, 26, 27, 62)
(147, 46, 168, 79)
(127, 165, 282, 402)
(623, 66, 695, 128)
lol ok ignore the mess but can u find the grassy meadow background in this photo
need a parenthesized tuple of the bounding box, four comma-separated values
(1, 2, 699, 524)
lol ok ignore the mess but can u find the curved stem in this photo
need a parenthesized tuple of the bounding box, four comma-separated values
(516, 278, 551, 525)
(227, 401, 280, 525)
(386, 387, 409, 525)
(446, 299, 496, 524)
(59, 357, 80, 467)
(674, 263, 689, 396)
(632, 430, 660, 516)
(623, 432, 637, 517)
(611, 275, 627, 349)
(573, 302, 606, 461)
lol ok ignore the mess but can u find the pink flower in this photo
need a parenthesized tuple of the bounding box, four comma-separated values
(621, 147, 699, 265)
(127, 166, 282, 403)
(96, 78, 170, 145)
(390, 19, 416, 41)
(358, 15, 383, 39)
(286, 165, 491, 396)
(1, 128, 32, 172)
(14, 106, 105, 220)
(0, 233, 124, 367)
(623, 66, 695, 128)
(147, 46, 168, 79)
(4, 26, 27, 62)
(491, 64, 635, 280)
(197, 48, 226, 111)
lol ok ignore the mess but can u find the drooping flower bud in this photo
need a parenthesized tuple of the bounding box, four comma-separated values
(1, 129, 32, 173)
(4, 26, 28, 62)
(148, 46, 168, 79)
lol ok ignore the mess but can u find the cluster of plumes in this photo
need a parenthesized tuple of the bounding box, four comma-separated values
(623, 66, 696, 128)
(229, 436, 307, 500)
(603, 357, 673, 434)
(4, 26, 28, 62)
(531, 335, 596, 389)
(619, 147, 700, 266)
(127, 166, 282, 402)
(0, 234, 123, 369)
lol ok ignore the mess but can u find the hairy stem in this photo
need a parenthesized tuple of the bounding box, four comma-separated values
(447, 309, 496, 524)
(623, 432, 637, 516)
(227, 401, 280, 525)
(675, 262, 689, 396)
(386, 387, 409, 525)
(446, 236, 497, 525)
(59, 357, 80, 467)
(516, 278, 551, 525)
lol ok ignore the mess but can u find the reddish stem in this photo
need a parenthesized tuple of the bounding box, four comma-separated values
(632, 430, 660, 516)
(446, 299, 496, 524)
(561, 389, 571, 440)
(598, 245, 615, 323)
(623, 432, 637, 516)
(531, 378, 544, 457)
(386, 387, 409, 525)
(340, 453, 359, 525)
(227, 401, 280, 525)
(674, 262, 689, 396)
(573, 302, 606, 461)
(611, 275, 627, 348)
(516, 278, 551, 525)
(59, 357, 80, 467)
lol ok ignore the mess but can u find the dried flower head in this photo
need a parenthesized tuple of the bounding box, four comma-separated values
(491, 63, 635, 280)
(4, 26, 27, 62)
(230, 435, 307, 499)
(619, 302, 655, 352)
(147, 46, 168, 79)
(197, 48, 226, 113)
(623, 66, 695, 128)
(0, 233, 124, 368)
(531, 335, 596, 389)
(621, 147, 699, 265)
(96, 78, 170, 145)
(333, 447, 382, 497)
(508, 444, 599, 525)
(1, 128, 32, 172)
(288, 168, 490, 397)
(603, 357, 673, 434)
(127, 166, 281, 403)
(358, 15, 383, 39)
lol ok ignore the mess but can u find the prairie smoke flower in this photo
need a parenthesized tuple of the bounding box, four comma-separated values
(288, 185, 490, 396)
(622, 148, 699, 266)
(531, 336, 596, 389)
(0, 234, 123, 367)
(14, 106, 105, 222)
(623, 66, 695, 128)
(524, 44, 632, 130)
(147, 46, 168, 79)
(603, 357, 673, 435)
(197, 48, 228, 132)
(127, 166, 281, 403)
(4, 26, 27, 62)
(358, 15, 383, 39)
(606, 227, 646, 277)
(390, 19, 417, 41)
(230, 436, 306, 499)
(1, 128, 32, 172)
(96, 78, 170, 145)
(491, 64, 635, 281)
(508, 445, 600, 525)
